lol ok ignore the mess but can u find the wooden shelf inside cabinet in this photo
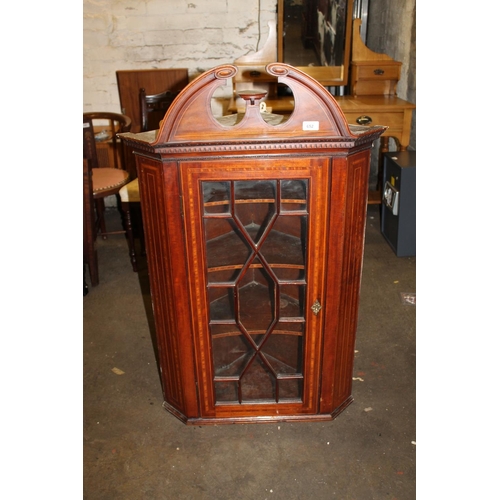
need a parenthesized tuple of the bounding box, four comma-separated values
(120, 63, 385, 425)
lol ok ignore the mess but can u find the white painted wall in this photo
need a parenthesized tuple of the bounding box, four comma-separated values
(83, 0, 277, 113)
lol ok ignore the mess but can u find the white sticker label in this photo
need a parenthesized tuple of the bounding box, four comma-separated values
(302, 121, 319, 131)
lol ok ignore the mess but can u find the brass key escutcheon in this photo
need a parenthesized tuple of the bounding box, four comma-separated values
(311, 300, 322, 316)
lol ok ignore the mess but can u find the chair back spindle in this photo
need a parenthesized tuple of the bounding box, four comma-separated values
(83, 112, 132, 171)
(139, 88, 180, 132)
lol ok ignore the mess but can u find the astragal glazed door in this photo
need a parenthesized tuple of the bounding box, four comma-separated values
(181, 156, 331, 419)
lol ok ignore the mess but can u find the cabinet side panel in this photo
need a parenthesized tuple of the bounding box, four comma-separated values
(319, 156, 347, 414)
(330, 150, 371, 411)
(137, 155, 199, 419)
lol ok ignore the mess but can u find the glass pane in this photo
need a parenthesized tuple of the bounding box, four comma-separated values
(208, 288, 234, 321)
(278, 378, 303, 400)
(205, 218, 252, 284)
(237, 266, 275, 334)
(215, 381, 238, 402)
(203, 181, 230, 215)
(259, 215, 307, 281)
(279, 284, 305, 318)
(234, 180, 276, 201)
(281, 179, 308, 212)
(240, 356, 275, 402)
(213, 337, 253, 377)
(263, 324, 303, 371)
(234, 180, 277, 245)
(203, 178, 309, 404)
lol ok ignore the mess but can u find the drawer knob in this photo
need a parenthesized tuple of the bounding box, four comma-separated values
(356, 115, 373, 126)
(374, 68, 385, 75)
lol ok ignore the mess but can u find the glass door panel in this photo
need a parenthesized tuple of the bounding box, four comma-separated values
(203, 178, 309, 404)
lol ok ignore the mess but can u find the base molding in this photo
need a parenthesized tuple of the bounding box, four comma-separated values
(162, 397, 354, 425)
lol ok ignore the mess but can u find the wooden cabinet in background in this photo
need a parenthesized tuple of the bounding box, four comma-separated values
(349, 18, 402, 97)
(121, 63, 385, 425)
(347, 18, 414, 203)
(350, 61, 402, 96)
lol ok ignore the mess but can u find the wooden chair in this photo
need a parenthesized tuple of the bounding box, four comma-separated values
(116, 69, 189, 132)
(118, 88, 180, 271)
(118, 178, 142, 272)
(116, 69, 189, 180)
(139, 87, 181, 132)
(83, 112, 132, 240)
(83, 119, 99, 288)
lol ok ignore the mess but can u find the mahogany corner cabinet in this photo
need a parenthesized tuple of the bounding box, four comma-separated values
(120, 63, 385, 425)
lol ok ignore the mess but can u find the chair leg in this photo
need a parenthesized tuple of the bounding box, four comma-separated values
(95, 198, 107, 239)
(122, 201, 138, 272)
(84, 243, 99, 287)
(84, 264, 89, 296)
(137, 206, 146, 256)
(88, 249, 99, 286)
(84, 205, 99, 286)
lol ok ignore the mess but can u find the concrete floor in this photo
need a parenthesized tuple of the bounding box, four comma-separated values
(83, 204, 416, 499)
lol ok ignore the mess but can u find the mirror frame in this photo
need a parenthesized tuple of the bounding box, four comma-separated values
(277, 0, 354, 86)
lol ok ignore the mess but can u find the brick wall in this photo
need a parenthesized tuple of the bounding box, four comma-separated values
(83, 0, 277, 114)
